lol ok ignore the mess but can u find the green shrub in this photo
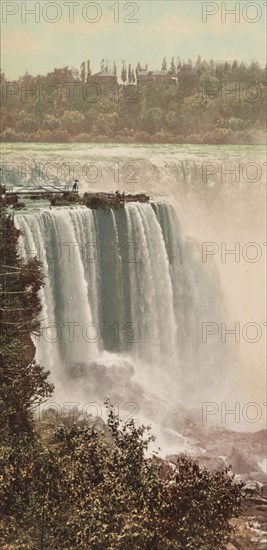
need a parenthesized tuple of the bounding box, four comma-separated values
(0, 404, 244, 549)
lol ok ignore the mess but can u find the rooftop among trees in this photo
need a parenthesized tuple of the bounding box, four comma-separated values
(1, 57, 266, 144)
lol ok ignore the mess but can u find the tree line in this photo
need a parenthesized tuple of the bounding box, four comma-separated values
(0, 56, 266, 143)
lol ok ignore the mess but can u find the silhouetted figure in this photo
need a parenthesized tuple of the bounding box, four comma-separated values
(72, 179, 79, 193)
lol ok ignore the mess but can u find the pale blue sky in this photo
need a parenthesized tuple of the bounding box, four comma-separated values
(1, 1, 266, 79)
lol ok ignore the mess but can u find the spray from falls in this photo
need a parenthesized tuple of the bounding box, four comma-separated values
(15, 201, 231, 449)
(2, 141, 264, 440)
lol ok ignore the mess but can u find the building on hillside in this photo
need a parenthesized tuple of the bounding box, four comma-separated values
(136, 70, 176, 86)
(89, 71, 118, 85)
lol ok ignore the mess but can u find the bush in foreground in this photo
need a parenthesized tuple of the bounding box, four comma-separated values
(0, 404, 244, 549)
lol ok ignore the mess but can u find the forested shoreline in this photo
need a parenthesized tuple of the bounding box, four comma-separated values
(1, 57, 266, 144)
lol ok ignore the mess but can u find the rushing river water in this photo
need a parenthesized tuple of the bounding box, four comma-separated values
(1, 143, 266, 451)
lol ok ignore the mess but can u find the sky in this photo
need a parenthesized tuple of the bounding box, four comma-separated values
(1, 0, 266, 79)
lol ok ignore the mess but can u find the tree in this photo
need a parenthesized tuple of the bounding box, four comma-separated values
(71, 66, 80, 80)
(161, 57, 167, 71)
(80, 61, 86, 82)
(86, 60, 91, 81)
(0, 57, 266, 144)
(0, 208, 53, 440)
(0, 403, 244, 549)
(176, 57, 181, 71)
(224, 61, 230, 74)
(196, 55, 202, 68)
(121, 61, 127, 83)
(60, 110, 86, 134)
(93, 112, 119, 137)
(180, 94, 205, 133)
(128, 63, 132, 83)
(0, 71, 6, 83)
(142, 107, 164, 133)
(232, 59, 239, 72)
(170, 57, 176, 74)
(17, 111, 39, 133)
(166, 110, 180, 132)
(209, 58, 215, 70)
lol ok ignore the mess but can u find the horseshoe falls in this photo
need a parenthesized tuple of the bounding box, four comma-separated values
(8, 143, 266, 448)
(15, 200, 228, 450)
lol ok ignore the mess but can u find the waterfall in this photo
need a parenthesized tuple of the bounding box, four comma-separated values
(15, 202, 225, 406)
(15, 203, 178, 360)
(3, 142, 265, 440)
(16, 208, 99, 376)
(14, 198, 236, 457)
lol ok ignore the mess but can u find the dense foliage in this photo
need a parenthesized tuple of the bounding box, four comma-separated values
(0, 200, 244, 548)
(1, 57, 266, 144)
(1, 405, 244, 549)
(0, 194, 53, 441)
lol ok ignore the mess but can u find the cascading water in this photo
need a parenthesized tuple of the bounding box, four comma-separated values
(15, 203, 180, 363)
(14, 201, 229, 451)
(5, 142, 265, 443)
